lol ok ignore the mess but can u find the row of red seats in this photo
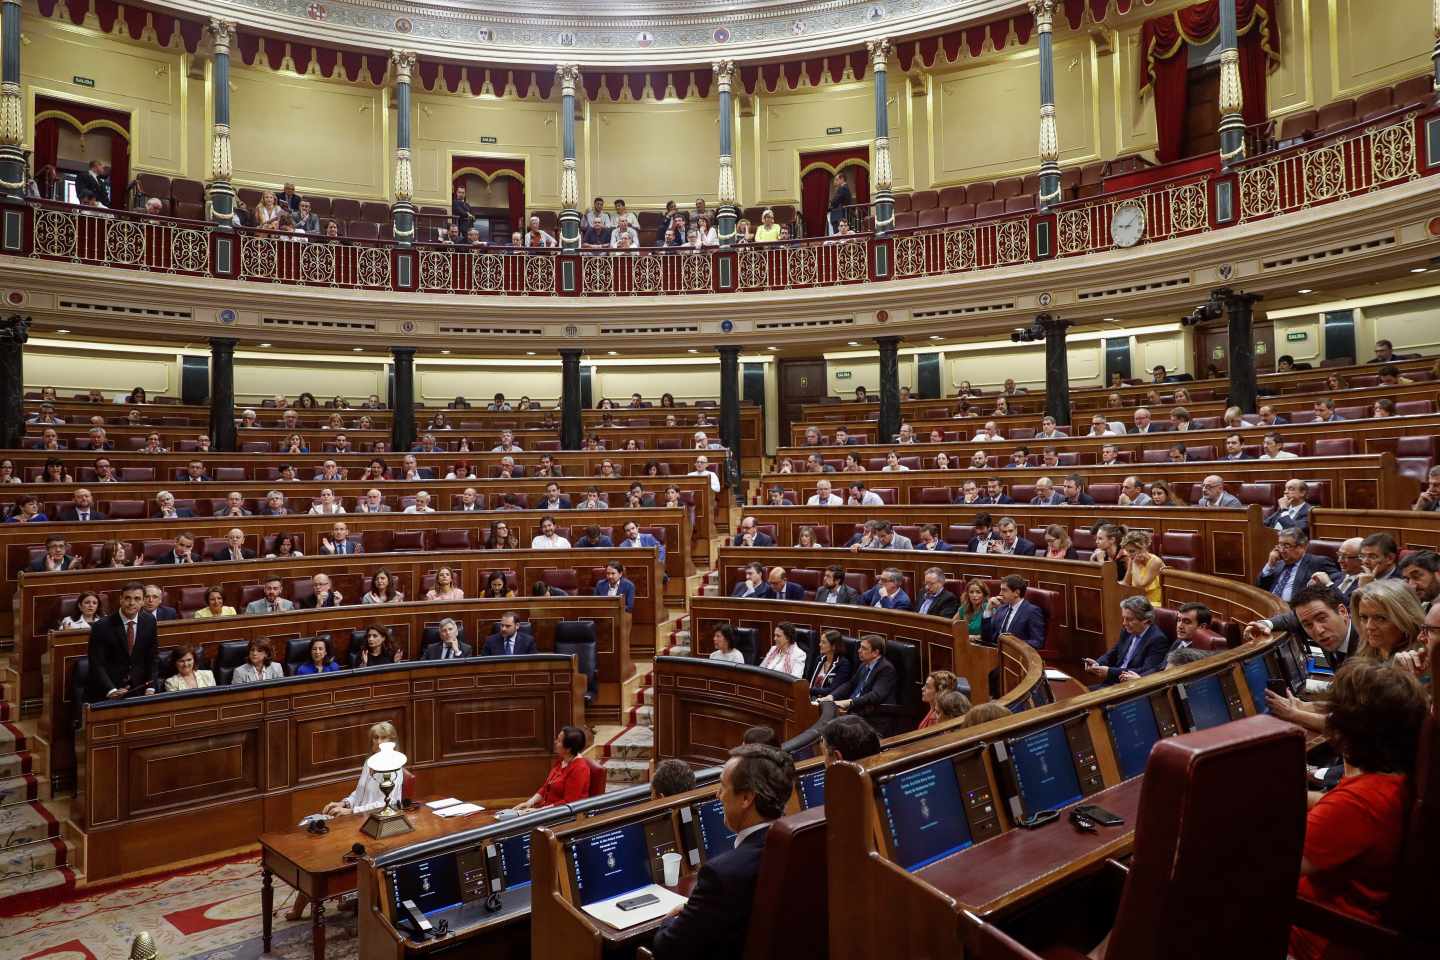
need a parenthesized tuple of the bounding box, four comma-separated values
(758, 477, 1334, 509)
(1276, 74, 1434, 146)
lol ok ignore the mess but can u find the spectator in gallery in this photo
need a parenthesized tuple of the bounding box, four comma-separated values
(524, 215, 557, 248)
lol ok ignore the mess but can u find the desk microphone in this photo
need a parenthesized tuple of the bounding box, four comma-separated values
(343, 842, 367, 863)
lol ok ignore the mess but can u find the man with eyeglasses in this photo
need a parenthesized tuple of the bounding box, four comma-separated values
(1257, 528, 1337, 603)
(1308, 537, 1364, 600)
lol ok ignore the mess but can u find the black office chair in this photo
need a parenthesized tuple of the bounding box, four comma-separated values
(157, 645, 208, 680)
(555, 619, 598, 703)
(71, 657, 91, 728)
(793, 627, 819, 679)
(284, 635, 332, 674)
(213, 639, 253, 685)
(875, 638, 923, 737)
(731, 626, 759, 665)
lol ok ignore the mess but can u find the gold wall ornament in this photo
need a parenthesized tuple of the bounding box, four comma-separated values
(560, 156, 579, 211)
(1038, 103, 1059, 165)
(1218, 48, 1244, 117)
(393, 146, 413, 202)
(717, 153, 735, 205)
(713, 59, 734, 92)
(556, 63, 580, 98)
(206, 18, 234, 55)
(210, 121, 232, 180)
(390, 49, 414, 83)
(0, 81, 22, 148)
(873, 135, 893, 192)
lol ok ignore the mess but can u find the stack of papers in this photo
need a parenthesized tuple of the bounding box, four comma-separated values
(427, 798, 485, 818)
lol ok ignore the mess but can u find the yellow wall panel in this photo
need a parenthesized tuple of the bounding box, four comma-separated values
(229, 68, 385, 197)
(235, 361, 386, 405)
(1330, 0, 1433, 98)
(1265, 0, 1314, 115)
(412, 95, 559, 207)
(586, 102, 719, 207)
(594, 366, 721, 404)
(418, 367, 562, 406)
(24, 348, 178, 398)
(1114, 28, 1159, 158)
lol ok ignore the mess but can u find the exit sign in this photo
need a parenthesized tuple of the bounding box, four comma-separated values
(826, 126, 842, 135)
(73, 76, 95, 87)
(835, 370, 852, 379)
(480, 136, 498, 144)
(1285, 331, 1308, 342)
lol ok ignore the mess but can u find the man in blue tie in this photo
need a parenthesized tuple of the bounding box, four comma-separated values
(321, 521, 361, 555)
(980, 575, 1047, 649)
(1256, 528, 1336, 603)
(818, 635, 898, 735)
(482, 612, 537, 656)
(1083, 595, 1174, 686)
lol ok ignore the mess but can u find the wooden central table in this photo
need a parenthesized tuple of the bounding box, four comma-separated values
(260, 803, 499, 960)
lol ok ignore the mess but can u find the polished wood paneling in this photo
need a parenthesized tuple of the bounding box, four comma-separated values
(653, 657, 819, 767)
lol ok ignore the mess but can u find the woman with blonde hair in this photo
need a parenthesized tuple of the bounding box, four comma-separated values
(1349, 579, 1424, 663)
(1120, 530, 1165, 606)
(254, 189, 282, 227)
(957, 579, 989, 635)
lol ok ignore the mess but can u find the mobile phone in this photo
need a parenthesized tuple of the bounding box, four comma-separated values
(616, 893, 660, 911)
(1266, 678, 1290, 697)
(1073, 804, 1124, 827)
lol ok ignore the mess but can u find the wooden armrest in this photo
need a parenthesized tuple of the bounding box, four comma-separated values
(1291, 895, 1411, 953)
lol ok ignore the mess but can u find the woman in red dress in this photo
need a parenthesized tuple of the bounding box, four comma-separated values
(513, 726, 593, 810)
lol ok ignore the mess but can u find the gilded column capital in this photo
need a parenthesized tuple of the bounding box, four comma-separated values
(0, 82, 22, 149)
(867, 38, 891, 70)
(713, 59, 734, 93)
(1028, 0, 1056, 32)
(390, 49, 414, 84)
(1218, 47, 1244, 116)
(556, 63, 581, 97)
(206, 18, 235, 56)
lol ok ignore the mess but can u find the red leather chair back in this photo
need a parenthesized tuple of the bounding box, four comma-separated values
(1104, 715, 1305, 960)
(1387, 703, 1439, 935)
(585, 758, 607, 798)
(741, 808, 829, 960)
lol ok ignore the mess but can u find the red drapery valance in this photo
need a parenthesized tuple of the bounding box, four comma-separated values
(1139, 0, 1282, 163)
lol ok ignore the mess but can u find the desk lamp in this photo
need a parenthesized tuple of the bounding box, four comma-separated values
(361, 741, 413, 838)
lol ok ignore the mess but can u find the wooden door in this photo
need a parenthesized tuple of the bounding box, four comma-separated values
(1182, 63, 1221, 158)
(1194, 319, 1277, 376)
(779, 360, 827, 439)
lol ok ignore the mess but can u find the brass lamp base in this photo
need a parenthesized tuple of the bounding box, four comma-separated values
(361, 808, 414, 839)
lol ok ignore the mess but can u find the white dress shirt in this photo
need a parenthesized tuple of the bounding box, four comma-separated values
(531, 534, 572, 550)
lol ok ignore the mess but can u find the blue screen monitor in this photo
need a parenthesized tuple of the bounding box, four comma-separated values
(391, 854, 462, 916)
(1105, 695, 1162, 780)
(693, 797, 736, 861)
(569, 821, 653, 905)
(797, 769, 826, 809)
(1007, 723, 1083, 818)
(1241, 656, 1271, 715)
(877, 757, 973, 871)
(1182, 675, 1232, 730)
(497, 832, 532, 889)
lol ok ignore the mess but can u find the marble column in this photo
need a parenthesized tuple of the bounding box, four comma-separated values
(0, 0, 24, 200)
(1224, 290, 1263, 414)
(208, 337, 237, 452)
(206, 19, 237, 227)
(0, 313, 28, 451)
(718, 345, 742, 502)
(869, 39, 894, 235)
(876, 336, 902, 443)
(390, 50, 416, 244)
(560, 348, 583, 450)
(1031, 1, 1062, 208)
(1036, 314, 1073, 424)
(390, 347, 416, 452)
(1217, 0, 1247, 166)
(557, 65, 581, 251)
(714, 61, 738, 246)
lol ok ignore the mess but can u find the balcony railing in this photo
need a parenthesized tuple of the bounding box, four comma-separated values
(20, 106, 1436, 298)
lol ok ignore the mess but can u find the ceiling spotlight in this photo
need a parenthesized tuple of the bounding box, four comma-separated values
(607, 350, 617, 355)
(526, 351, 536, 355)
(259, 342, 272, 347)
(441, 349, 451, 354)
(352, 347, 364, 352)
(847, 341, 860, 347)
(1297, 288, 1314, 294)
(56, 328, 70, 334)
(687, 348, 698, 354)
(767, 346, 779, 351)
(928, 335, 943, 341)
(1411, 267, 1429, 274)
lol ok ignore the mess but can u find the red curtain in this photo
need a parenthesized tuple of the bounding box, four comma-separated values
(798, 148, 870, 237)
(34, 118, 61, 178)
(35, 95, 130, 204)
(1139, 0, 1281, 163)
(451, 156, 526, 230)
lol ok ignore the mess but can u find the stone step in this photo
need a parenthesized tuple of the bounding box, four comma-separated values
(602, 759, 650, 787)
(0, 836, 67, 879)
(628, 703, 653, 728)
(0, 751, 32, 780)
(0, 722, 27, 754)
(0, 799, 61, 850)
(0, 864, 76, 911)
(605, 725, 654, 762)
(0, 774, 40, 809)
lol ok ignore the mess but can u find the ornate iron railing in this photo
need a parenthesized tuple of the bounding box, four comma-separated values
(21, 107, 1435, 298)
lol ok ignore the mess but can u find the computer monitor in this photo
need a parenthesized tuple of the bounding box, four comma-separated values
(876, 756, 974, 871)
(495, 832, 532, 889)
(1006, 722, 1083, 819)
(1105, 694, 1162, 780)
(390, 853, 463, 917)
(692, 796, 736, 862)
(1241, 655, 1272, 715)
(797, 768, 826, 809)
(1274, 636, 1306, 689)
(568, 820, 656, 906)
(1180, 675, 1232, 730)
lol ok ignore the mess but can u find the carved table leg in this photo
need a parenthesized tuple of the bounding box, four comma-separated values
(312, 896, 327, 960)
(261, 867, 274, 953)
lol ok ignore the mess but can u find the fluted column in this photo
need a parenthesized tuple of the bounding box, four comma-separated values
(1037, 314, 1072, 424)
(0, 0, 24, 200)
(390, 347, 415, 452)
(718, 346, 742, 502)
(557, 64, 581, 251)
(876, 336, 901, 443)
(1224, 290, 1263, 414)
(390, 50, 416, 244)
(560, 349, 583, 449)
(0, 314, 28, 451)
(206, 19, 237, 227)
(1031, 1, 1062, 208)
(1217, 0, 1246, 166)
(208, 337, 237, 452)
(714, 60, 738, 246)
(869, 39, 894, 235)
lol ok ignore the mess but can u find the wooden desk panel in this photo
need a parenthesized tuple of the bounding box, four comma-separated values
(652, 657, 820, 767)
(1310, 507, 1440, 551)
(77, 653, 585, 882)
(46, 598, 626, 792)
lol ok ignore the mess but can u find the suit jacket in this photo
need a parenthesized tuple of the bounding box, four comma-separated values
(982, 600, 1047, 649)
(1268, 613, 1357, 669)
(1095, 623, 1173, 684)
(808, 655, 853, 695)
(1003, 537, 1039, 556)
(967, 534, 998, 553)
(87, 611, 158, 700)
(575, 535, 614, 548)
(652, 825, 771, 960)
(1257, 554, 1339, 596)
(734, 531, 775, 547)
(58, 507, 107, 522)
(28, 555, 78, 572)
(814, 584, 860, 605)
(917, 540, 952, 551)
(594, 577, 636, 611)
(324, 538, 363, 555)
(914, 589, 960, 618)
(422, 641, 475, 660)
(152, 550, 198, 565)
(771, 581, 806, 601)
(244, 597, 296, 614)
(213, 507, 253, 517)
(76, 169, 111, 205)
(1263, 501, 1311, 532)
(731, 581, 774, 599)
(828, 657, 898, 713)
(1030, 492, 1066, 506)
(481, 633, 537, 656)
(298, 592, 344, 609)
(210, 547, 256, 562)
(151, 605, 179, 622)
(859, 586, 911, 610)
(1065, 493, 1097, 506)
(160, 508, 196, 518)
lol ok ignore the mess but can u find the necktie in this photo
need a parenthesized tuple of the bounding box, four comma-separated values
(856, 663, 873, 694)
(80, 512, 88, 521)
(1119, 633, 1142, 669)
(920, 595, 933, 614)
(232, 549, 241, 561)
(1273, 565, 1297, 600)
(1003, 604, 1019, 633)
(126, 619, 136, 655)
(505, 638, 514, 656)
(270, 602, 279, 613)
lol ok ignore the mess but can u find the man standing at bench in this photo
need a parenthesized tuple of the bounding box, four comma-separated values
(87, 581, 158, 702)
(652, 743, 796, 960)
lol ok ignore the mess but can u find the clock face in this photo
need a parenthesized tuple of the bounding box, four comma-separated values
(1111, 205, 1146, 248)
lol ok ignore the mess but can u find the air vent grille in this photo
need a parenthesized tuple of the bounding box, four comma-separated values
(1261, 235, 1395, 270)
(598, 324, 702, 335)
(262, 316, 377, 331)
(439, 324, 546, 336)
(57, 299, 193, 319)
(1077, 276, 1191, 301)
(754, 316, 856, 330)
(912, 302, 1016, 318)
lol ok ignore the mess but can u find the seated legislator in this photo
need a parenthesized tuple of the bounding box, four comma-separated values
(917, 670, 961, 729)
(28, 535, 77, 571)
(758, 622, 807, 678)
(1083, 595, 1173, 686)
(1289, 660, 1427, 960)
(86, 581, 159, 702)
(192, 586, 236, 618)
(423, 618, 474, 660)
(808, 629, 853, 696)
(651, 758, 697, 800)
(210, 528, 256, 562)
(232, 639, 284, 683)
(355, 626, 403, 667)
(1413, 465, 1440, 512)
(735, 516, 775, 547)
(732, 562, 774, 599)
(513, 726, 593, 810)
(298, 573, 344, 608)
(59, 591, 101, 631)
(913, 567, 960, 617)
(766, 566, 807, 602)
(1264, 479, 1313, 533)
(819, 635, 897, 731)
(859, 568, 911, 609)
(1258, 528, 1339, 604)
(819, 714, 882, 764)
(652, 744, 797, 960)
(815, 565, 860, 605)
(710, 624, 746, 664)
(143, 588, 179, 622)
(294, 636, 341, 674)
(163, 643, 215, 692)
(245, 577, 295, 614)
(482, 612, 537, 656)
(981, 575, 1047, 649)
(594, 561, 635, 612)
(1120, 530, 1166, 606)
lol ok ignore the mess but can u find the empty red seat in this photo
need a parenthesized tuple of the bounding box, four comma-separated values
(917, 208, 947, 228)
(1396, 435, 1436, 458)
(946, 203, 976, 222)
(994, 177, 1024, 200)
(937, 186, 967, 208)
(975, 199, 1006, 219)
(170, 178, 205, 203)
(1356, 87, 1394, 120)
(893, 211, 918, 230)
(1004, 195, 1036, 214)
(1393, 74, 1435, 106)
(307, 196, 332, 217)
(967, 181, 995, 204)
(360, 201, 391, 222)
(1395, 400, 1434, 416)
(1089, 483, 1121, 504)
(1239, 482, 1278, 507)
(331, 198, 363, 221)
(1317, 98, 1357, 132)
(891, 194, 912, 213)
(348, 221, 380, 240)
(1278, 110, 1317, 143)
(917, 487, 952, 505)
(911, 190, 940, 210)
(1313, 438, 1355, 456)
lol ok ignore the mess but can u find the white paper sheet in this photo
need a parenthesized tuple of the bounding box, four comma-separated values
(425, 797, 462, 810)
(434, 802, 485, 818)
(580, 883, 689, 930)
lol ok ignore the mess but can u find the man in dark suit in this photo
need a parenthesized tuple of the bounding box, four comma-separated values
(210, 528, 256, 562)
(75, 160, 111, 206)
(1028, 477, 1066, 506)
(734, 516, 775, 547)
(1061, 474, 1096, 506)
(536, 482, 571, 512)
(321, 521, 362, 555)
(981, 575, 1047, 649)
(29, 535, 79, 572)
(764, 566, 806, 601)
(819, 635, 897, 732)
(1360, 532, 1402, 582)
(914, 568, 960, 618)
(142, 584, 180, 621)
(423, 618, 474, 660)
(1263, 479, 1311, 533)
(1245, 584, 1358, 671)
(1084, 596, 1173, 686)
(482, 613, 537, 656)
(651, 744, 796, 960)
(813, 565, 860, 605)
(152, 533, 199, 565)
(965, 514, 998, 553)
(155, 492, 195, 518)
(594, 561, 635, 612)
(859, 568, 910, 610)
(983, 478, 1015, 505)
(1257, 528, 1339, 603)
(58, 489, 105, 522)
(298, 573, 345, 608)
(995, 517, 1038, 556)
(87, 582, 158, 702)
(731, 562, 774, 599)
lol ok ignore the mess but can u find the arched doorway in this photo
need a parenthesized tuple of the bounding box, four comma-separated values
(798, 148, 870, 237)
(33, 95, 132, 206)
(451, 156, 525, 242)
